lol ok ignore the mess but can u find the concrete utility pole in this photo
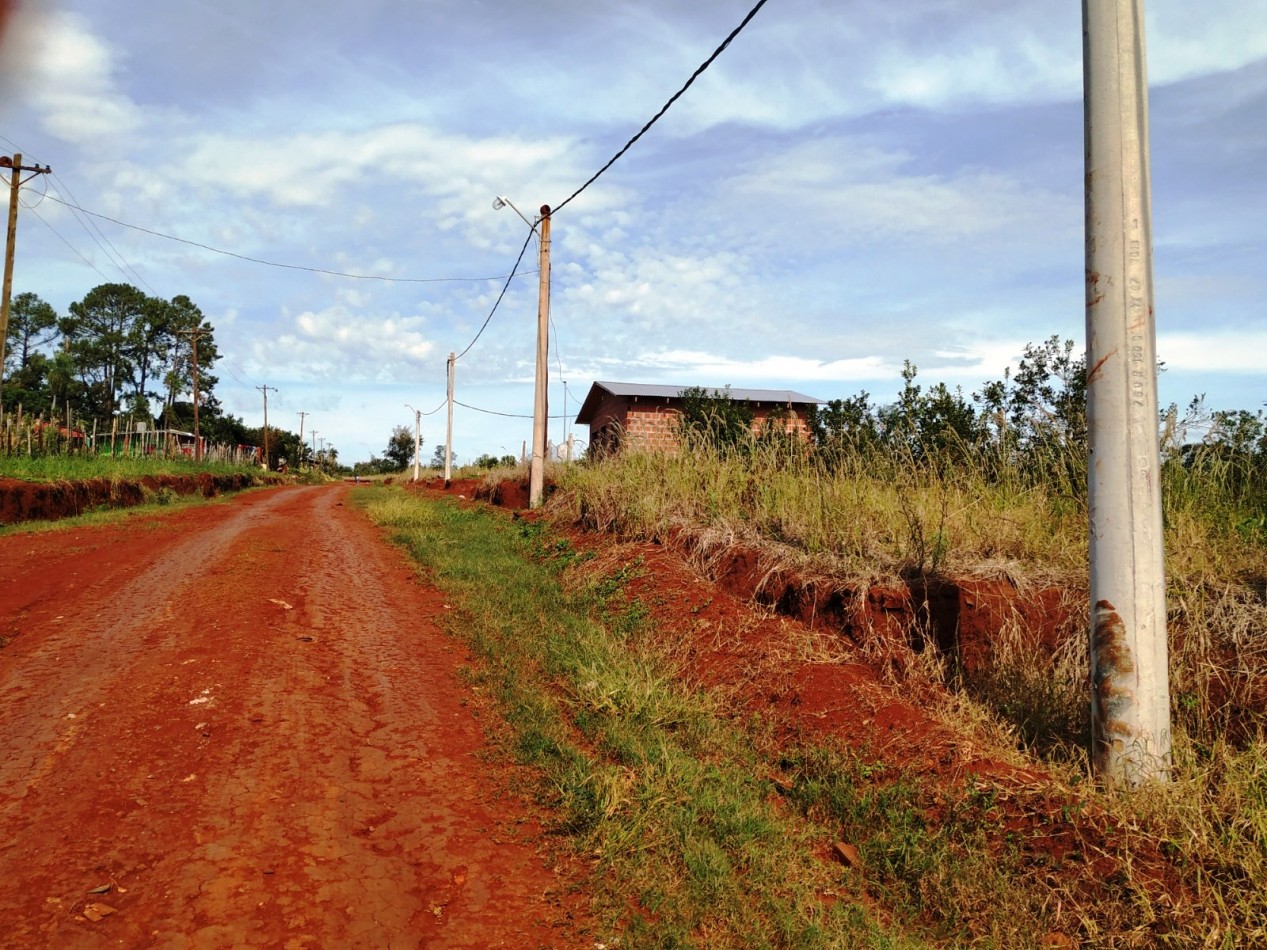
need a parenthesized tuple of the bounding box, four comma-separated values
(0, 153, 52, 416)
(405, 403, 422, 481)
(445, 352, 455, 488)
(530, 205, 552, 508)
(493, 195, 551, 507)
(310, 430, 318, 469)
(257, 384, 277, 470)
(1083, 0, 1171, 784)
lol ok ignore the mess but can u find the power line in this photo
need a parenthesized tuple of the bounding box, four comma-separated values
(452, 227, 534, 362)
(454, 399, 574, 422)
(2, 137, 157, 292)
(40, 193, 536, 285)
(48, 172, 159, 295)
(551, 0, 772, 215)
(27, 207, 114, 283)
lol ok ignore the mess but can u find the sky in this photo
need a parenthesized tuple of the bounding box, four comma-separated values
(1, 0, 1264, 466)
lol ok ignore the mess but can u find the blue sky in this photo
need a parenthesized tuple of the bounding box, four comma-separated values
(2, 0, 1264, 465)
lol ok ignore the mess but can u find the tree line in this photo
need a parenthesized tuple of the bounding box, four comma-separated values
(679, 336, 1267, 495)
(1, 283, 312, 469)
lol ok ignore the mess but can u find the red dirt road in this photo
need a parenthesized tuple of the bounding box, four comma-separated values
(0, 485, 585, 949)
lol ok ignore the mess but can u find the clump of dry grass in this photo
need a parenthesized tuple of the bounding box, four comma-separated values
(561, 436, 1091, 586)
(555, 433, 1267, 943)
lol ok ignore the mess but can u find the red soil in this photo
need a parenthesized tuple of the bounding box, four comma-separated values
(1, 473, 1193, 944)
(0, 484, 590, 948)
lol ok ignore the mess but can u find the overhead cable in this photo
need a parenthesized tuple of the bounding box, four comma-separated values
(48, 173, 159, 295)
(454, 400, 575, 422)
(41, 193, 535, 285)
(551, 0, 772, 215)
(451, 228, 535, 362)
(28, 208, 114, 283)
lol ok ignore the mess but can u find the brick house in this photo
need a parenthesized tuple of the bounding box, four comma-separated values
(574, 381, 823, 454)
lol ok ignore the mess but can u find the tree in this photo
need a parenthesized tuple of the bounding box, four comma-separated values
(62, 283, 149, 423)
(975, 336, 1087, 455)
(2, 291, 59, 414)
(472, 453, 516, 469)
(875, 362, 981, 462)
(382, 425, 417, 471)
(160, 296, 220, 431)
(3, 291, 58, 375)
(201, 406, 251, 449)
(678, 385, 755, 453)
(808, 392, 881, 453)
(352, 455, 399, 476)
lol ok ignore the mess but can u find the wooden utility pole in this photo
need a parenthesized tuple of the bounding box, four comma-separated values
(178, 326, 206, 461)
(256, 384, 277, 470)
(296, 412, 308, 468)
(1083, 0, 1170, 784)
(0, 153, 52, 416)
(529, 205, 551, 508)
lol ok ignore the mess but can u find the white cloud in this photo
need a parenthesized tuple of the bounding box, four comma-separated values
(248, 294, 437, 383)
(18, 9, 142, 144)
(1148, 2, 1267, 85)
(1157, 330, 1267, 373)
(729, 138, 1078, 247)
(175, 123, 579, 215)
(631, 349, 896, 386)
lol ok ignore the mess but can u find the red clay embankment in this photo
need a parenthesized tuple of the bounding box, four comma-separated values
(0, 473, 265, 526)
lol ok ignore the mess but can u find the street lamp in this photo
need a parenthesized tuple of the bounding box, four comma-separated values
(494, 194, 552, 508)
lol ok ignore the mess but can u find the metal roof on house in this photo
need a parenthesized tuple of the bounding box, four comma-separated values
(575, 381, 823, 425)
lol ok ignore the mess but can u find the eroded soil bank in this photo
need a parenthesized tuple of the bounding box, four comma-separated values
(0, 473, 264, 526)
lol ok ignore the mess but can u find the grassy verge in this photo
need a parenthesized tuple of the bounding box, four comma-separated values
(361, 488, 930, 949)
(363, 486, 1267, 946)
(0, 454, 261, 482)
(553, 442, 1267, 945)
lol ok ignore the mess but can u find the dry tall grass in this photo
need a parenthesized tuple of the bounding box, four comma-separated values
(549, 432, 1267, 942)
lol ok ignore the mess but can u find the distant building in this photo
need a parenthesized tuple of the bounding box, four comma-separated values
(574, 381, 823, 455)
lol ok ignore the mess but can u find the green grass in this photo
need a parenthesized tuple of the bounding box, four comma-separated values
(360, 488, 930, 949)
(551, 438, 1267, 946)
(359, 486, 1267, 946)
(0, 453, 260, 482)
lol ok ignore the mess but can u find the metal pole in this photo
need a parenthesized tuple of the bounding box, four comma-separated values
(444, 351, 455, 488)
(529, 205, 551, 508)
(1083, 0, 1170, 784)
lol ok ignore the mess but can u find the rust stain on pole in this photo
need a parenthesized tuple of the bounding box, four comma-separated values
(1086, 349, 1117, 386)
(1085, 270, 1105, 308)
(1091, 599, 1139, 775)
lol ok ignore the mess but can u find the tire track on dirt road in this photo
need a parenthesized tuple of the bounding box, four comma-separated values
(0, 485, 587, 949)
